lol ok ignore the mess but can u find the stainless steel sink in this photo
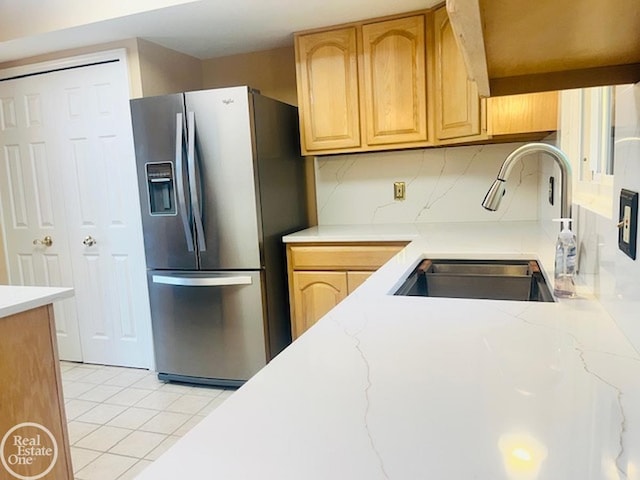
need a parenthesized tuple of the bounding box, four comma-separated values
(394, 259, 554, 302)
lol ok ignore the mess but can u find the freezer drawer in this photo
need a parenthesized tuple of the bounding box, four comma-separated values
(147, 270, 267, 385)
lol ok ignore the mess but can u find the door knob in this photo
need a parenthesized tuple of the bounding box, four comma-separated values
(33, 236, 53, 247)
(82, 235, 97, 247)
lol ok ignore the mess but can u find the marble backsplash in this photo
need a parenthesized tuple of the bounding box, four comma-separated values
(313, 83, 640, 358)
(574, 83, 640, 355)
(315, 143, 542, 225)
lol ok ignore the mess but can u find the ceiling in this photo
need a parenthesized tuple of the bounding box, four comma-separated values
(0, 0, 442, 63)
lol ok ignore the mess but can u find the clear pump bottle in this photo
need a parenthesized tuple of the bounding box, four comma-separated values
(553, 218, 576, 298)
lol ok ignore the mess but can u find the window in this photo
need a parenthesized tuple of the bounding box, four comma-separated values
(580, 86, 615, 181)
(560, 85, 617, 218)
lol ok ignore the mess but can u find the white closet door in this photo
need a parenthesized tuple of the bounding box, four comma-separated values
(51, 60, 152, 368)
(0, 52, 153, 368)
(0, 74, 82, 361)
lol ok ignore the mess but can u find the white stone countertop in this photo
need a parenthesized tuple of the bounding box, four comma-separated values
(138, 222, 640, 480)
(0, 285, 74, 318)
(282, 223, 421, 243)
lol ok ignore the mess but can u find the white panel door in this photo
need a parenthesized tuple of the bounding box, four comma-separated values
(49, 60, 153, 368)
(0, 52, 153, 368)
(0, 75, 82, 361)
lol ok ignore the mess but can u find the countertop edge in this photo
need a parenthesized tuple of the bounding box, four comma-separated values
(0, 286, 74, 318)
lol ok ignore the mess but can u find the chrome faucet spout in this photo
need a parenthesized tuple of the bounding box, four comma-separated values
(482, 143, 572, 219)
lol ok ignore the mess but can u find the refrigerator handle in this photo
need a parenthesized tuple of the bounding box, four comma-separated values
(175, 112, 195, 252)
(152, 274, 252, 287)
(187, 111, 207, 252)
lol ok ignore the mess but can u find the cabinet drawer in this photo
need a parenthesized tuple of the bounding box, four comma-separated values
(288, 243, 406, 270)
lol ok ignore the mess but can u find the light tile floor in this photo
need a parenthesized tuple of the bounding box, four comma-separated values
(60, 361, 235, 480)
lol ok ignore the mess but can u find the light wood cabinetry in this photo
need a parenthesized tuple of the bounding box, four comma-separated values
(287, 242, 407, 339)
(295, 14, 429, 155)
(294, 8, 559, 155)
(0, 305, 73, 480)
(444, 0, 640, 97)
(432, 6, 557, 144)
(295, 28, 361, 151)
(291, 271, 348, 338)
(488, 91, 558, 136)
(360, 16, 427, 145)
(433, 7, 482, 141)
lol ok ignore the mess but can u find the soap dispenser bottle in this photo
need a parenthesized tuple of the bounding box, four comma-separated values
(553, 218, 577, 298)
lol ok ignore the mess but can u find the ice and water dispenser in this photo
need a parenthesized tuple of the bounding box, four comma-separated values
(145, 162, 176, 215)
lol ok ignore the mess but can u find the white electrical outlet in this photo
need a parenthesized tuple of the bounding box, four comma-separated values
(623, 205, 631, 244)
(619, 189, 638, 260)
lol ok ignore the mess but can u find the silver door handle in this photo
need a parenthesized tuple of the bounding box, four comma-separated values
(33, 236, 53, 247)
(152, 274, 252, 287)
(176, 112, 195, 252)
(187, 111, 206, 252)
(82, 235, 97, 246)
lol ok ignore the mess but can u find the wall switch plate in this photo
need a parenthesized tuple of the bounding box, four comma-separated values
(618, 189, 638, 260)
(394, 181, 406, 201)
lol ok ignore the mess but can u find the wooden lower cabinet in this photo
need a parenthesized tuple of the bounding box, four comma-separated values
(0, 305, 73, 480)
(291, 271, 348, 339)
(346, 271, 373, 292)
(287, 242, 407, 339)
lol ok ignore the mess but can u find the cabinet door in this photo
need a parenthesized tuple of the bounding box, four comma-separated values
(291, 271, 347, 339)
(295, 28, 361, 152)
(347, 271, 372, 293)
(361, 15, 428, 145)
(433, 7, 481, 140)
(488, 91, 558, 135)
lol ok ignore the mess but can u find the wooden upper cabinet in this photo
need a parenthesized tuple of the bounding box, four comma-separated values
(488, 91, 558, 136)
(293, 9, 559, 155)
(361, 15, 428, 145)
(295, 28, 361, 152)
(433, 7, 481, 140)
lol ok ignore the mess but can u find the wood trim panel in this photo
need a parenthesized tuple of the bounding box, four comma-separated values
(489, 64, 640, 97)
(0, 306, 73, 480)
(288, 243, 407, 271)
(488, 91, 558, 136)
(446, 0, 640, 96)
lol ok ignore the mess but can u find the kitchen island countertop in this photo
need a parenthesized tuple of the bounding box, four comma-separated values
(138, 222, 640, 479)
(0, 285, 74, 318)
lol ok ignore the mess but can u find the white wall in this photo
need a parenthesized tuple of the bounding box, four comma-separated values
(0, 0, 198, 42)
(574, 83, 640, 354)
(315, 143, 541, 225)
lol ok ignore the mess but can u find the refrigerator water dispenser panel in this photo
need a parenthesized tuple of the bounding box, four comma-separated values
(146, 162, 176, 215)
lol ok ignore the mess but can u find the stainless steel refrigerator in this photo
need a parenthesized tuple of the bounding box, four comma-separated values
(130, 86, 307, 386)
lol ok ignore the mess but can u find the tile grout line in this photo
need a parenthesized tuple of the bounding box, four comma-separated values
(61, 361, 236, 480)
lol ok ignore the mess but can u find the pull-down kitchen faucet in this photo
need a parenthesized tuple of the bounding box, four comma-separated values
(482, 143, 572, 219)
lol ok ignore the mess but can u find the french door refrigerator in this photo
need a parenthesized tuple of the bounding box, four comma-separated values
(130, 86, 307, 386)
